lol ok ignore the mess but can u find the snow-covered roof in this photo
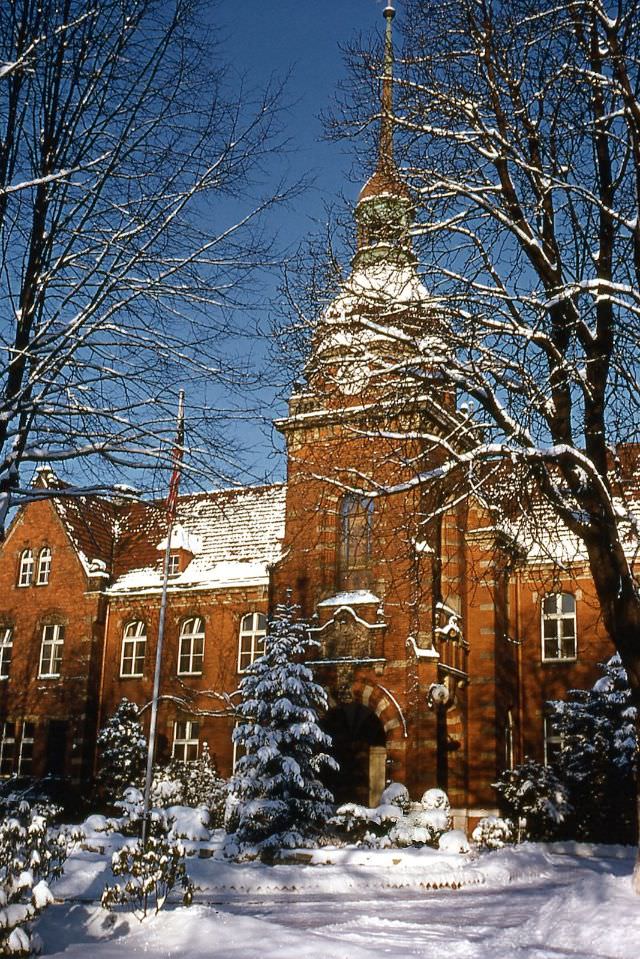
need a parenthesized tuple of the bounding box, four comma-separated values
(109, 485, 286, 595)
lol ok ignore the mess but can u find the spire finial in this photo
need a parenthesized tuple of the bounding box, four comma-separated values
(379, 3, 396, 171)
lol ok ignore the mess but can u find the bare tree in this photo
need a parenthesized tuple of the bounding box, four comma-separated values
(0, 0, 290, 531)
(320, 0, 640, 882)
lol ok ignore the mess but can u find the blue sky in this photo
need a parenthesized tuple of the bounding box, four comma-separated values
(210, 1, 392, 482)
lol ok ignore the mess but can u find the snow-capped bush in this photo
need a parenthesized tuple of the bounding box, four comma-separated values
(379, 783, 410, 812)
(387, 805, 450, 848)
(438, 829, 470, 854)
(421, 788, 450, 813)
(228, 604, 337, 859)
(101, 829, 194, 919)
(96, 699, 147, 804)
(494, 759, 571, 841)
(472, 816, 515, 850)
(329, 788, 455, 850)
(165, 805, 210, 842)
(152, 744, 227, 827)
(0, 801, 71, 955)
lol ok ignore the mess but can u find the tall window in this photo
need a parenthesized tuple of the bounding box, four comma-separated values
(39, 624, 64, 677)
(120, 621, 146, 677)
(18, 550, 34, 587)
(544, 714, 564, 765)
(0, 722, 15, 777)
(504, 709, 515, 770)
(168, 554, 180, 576)
(178, 617, 205, 675)
(541, 593, 577, 661)
(36, 547, 51, 585)
(237, 612, 267, 672)
(18, 722, 34, 775)
(172, 720, 199, 762)
(0, 628, 12, 680)
(338, 494, 374, 589)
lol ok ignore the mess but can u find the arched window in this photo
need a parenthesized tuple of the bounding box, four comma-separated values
(338, 494, 374, 589)
(237, 612, 267, 672)
(36, 547, 51, 586)
(18, 550, 34, 587)
(120, 621, 147, 677)
(541, 593, 577, 661)
(178, 617, 205, 675)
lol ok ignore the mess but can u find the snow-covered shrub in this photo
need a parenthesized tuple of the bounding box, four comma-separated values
(438, 829, 470, 854)
(228, 603, 337, 859)
(165, 805, 210, 842)
(379, 782, 410, 812)
(472, 816, 515, 850)
(96, 699, 147, 804)
(421, 788, 451, 813)
(494, 759, 571, 841)
(549, 655, 637, 843)
(387, 805, 450, 848)
(152, 744, 227, 827)
(0, 801, 71, 955)
(328, 804, 382, 844)
(101, 830, 194, 919)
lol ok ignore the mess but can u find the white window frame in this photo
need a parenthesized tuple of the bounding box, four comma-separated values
(172, 720, 200, 762)
(18, 550, 34, 587)
(167, 553, 180, 576)
(39, 624, 64, 678)
(0, 722, 16, 777)
(18, 722, 34, 775)
(237, 612, 267, 673)
(541, 592, 577, 662)
(178, 617, 205, 676)
(0, 628, 12, 680)
(544, 714, 564, 766)
(36, 547, 51, 586)
(120, 621, 147, 678)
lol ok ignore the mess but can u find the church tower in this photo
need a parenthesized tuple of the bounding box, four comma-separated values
(272, 4, 487, 812)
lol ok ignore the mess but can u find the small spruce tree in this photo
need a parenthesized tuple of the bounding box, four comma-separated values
(97, 699, 147, 804)
(550, 654, 637, 843)
(228, 603, 337, 858)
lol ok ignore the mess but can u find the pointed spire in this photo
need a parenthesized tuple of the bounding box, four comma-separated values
(379, 4, 396, 172)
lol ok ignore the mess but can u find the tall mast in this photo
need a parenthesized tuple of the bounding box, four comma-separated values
(379, 4, 396, 172)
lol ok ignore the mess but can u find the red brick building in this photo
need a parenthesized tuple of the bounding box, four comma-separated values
(0, 6, 620, 825)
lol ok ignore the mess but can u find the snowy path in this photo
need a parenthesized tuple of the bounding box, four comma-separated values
(37, 847, 638, 959)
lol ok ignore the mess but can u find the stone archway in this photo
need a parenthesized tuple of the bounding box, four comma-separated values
(321, 702, 387, 807)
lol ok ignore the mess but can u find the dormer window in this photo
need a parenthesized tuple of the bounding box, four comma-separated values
(37, 547, 51, 585)
(18, 550, 34, 587)
(168, 553, 180, 576)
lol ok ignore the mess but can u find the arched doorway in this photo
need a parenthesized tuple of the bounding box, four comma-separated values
(322, 703, 387, 806)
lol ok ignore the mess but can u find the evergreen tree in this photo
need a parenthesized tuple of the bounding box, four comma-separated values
(97, 699, 147, 803)
(550, 655, 638, 844)
(228, 603, 337, 858)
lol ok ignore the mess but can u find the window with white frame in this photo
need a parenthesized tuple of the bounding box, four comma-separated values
(237, 612, 267, 672)
(178, 617, 205, 675)
(168, 553, 180, 576)
(18, 722, 34, 775)
(36, 547, 51, 585)
(18, 549, 34, 587)
(0, 628, 12, 680)
(172, 720, 199, 762)
(232, 721, 249, 772)
(120, 621, 146, 677)
(544, 714, 564, 765)
(39, 624, 64, 677)
(541, 593, 577, 661)
(0, 722, 15, 777)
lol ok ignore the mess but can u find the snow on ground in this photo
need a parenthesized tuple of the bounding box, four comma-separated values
(37, 839, 639, 959)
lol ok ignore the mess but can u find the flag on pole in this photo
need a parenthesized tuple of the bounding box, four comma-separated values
(166, 390, 185, 523)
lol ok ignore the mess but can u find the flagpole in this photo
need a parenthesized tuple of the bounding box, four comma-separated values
(142, 390, 185, 848)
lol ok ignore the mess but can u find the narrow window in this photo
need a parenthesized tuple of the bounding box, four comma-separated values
(541, 593, 577, 661)
(18, 722, 35, 776)
(237, 612, 267, 672)
(0, 722, 16, 777)
(18, 550, 34, 587)
(172, 720, 199, 762)
(39, 624, 64, 678)
(232, 721, 249, 771)
(120, 621, 147, 677)
(0, 628, 12, 680)
(167, 554, 180, 576)
(338, 494, 374, 589)
(544, 714, 564, 765)
(504, 709, 515, 770)
(36, 547, 51, 586)
(178, 617, 205, 675)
